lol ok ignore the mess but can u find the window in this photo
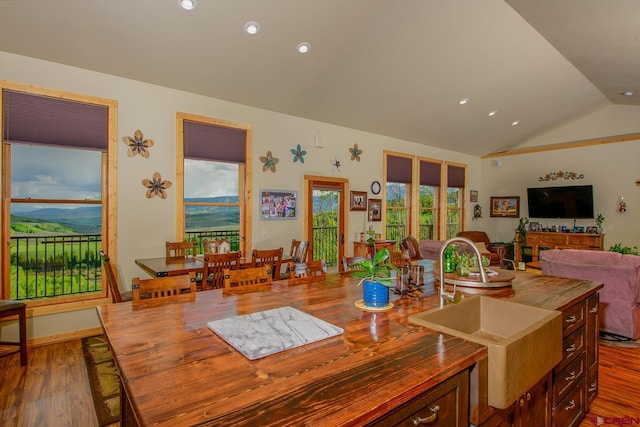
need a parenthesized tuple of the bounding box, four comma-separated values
(2, 86, 116, 305)
(385, 153, 413, 244)
(446, 163, 466, 238)
(177, 113, 251, 255)
(419, 159, 442, 240)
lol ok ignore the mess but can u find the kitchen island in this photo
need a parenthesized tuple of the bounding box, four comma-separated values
(97, 271, 602, 426)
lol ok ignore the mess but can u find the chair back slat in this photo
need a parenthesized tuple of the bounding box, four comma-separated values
(101, 251, 132, 303)
(223, 266, 273, 288)
(131, 272, 196, 300)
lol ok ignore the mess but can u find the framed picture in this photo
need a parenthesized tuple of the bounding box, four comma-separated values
(490, 196, 520, 218)
(367, 198, 382, 221)
(585, 226, 597, 234)
(470, 190, 478, 203)
(259, 189, 298, 220)
(350, 191, 367, 211)
(529, 221, 541, 231)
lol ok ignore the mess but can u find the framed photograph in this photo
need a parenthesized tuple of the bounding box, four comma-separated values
(350, 191, 367, 211)
(586, 226, 597, 234)
(470, 190, 478, 203)
(367, 198, 382, 221)
(490, 196, 520, 218)
(259, 189, 298, 220)
(529, 221, 541, 232)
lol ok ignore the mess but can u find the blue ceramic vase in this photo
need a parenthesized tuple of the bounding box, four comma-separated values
(362, 280, 389, 307)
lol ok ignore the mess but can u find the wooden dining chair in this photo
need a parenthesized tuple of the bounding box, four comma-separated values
(251, 247, 284, 279)
(131, 272, 196, 300)
(0, 300, 27, 365)
(203, 251, 242, 290)
(203, 239, 231, 255)
(289, 239, 309, 263)
(342, 255, 371, 272)
(166, 241, 195, 257)
(223, 266, 273, 288)
(100, 251, 132, 303)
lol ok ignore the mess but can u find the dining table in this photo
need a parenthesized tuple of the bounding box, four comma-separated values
(135, 253, 294, 279)
(97, 273, 487, 426)
(134, 256, 205, 277)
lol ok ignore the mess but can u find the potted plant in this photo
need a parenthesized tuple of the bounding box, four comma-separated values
(595, 213, 605, 233)
(349, 248, 400, 308)
(515, 217, 529, 264)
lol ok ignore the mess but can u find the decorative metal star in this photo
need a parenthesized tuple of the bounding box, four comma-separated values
(331, 155, 342, 172)
(141, 172, 172, 199)
(123, 129, 154, 158)
(260, 150, 279, 173)
(349, 143, 363, 161)
(291, 144, 307, 163)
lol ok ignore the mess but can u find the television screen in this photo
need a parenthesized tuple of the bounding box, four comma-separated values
(527, 185, 594, 219)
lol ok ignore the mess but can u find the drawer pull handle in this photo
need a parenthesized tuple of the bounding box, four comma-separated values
(412, 405, 439, 425)
(588, 383, 597, 392)
(589, 306, 598, 314)
(564, 371, 577, 381)
(565, 315, 577, 324)
(564, 400, 576, 411)
(565, 344, 576, 353)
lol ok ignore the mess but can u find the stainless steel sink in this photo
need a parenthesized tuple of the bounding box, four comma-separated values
(409, 296, 562, 409)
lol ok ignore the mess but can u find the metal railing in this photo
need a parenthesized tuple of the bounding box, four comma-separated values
(9, 234, 103, 301)
(185, 230, 241, 255)
(311, 226, 338, 268)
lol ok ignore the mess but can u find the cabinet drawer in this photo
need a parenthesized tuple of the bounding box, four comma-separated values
(553, 353, 584, 406)
(562, 302, 585, 336)
(552, 378, 584, 427)
(369, 370, 468, 426)
(538, 235, 567, 246)
(557, 326, 585, 370)
(570, 235, 599, 247)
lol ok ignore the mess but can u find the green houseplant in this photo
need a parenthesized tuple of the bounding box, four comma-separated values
(515, 217, 529, 262)
(349, 248, 400, 308)
(595, 213, 605, 233)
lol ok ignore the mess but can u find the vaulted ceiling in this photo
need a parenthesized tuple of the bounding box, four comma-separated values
(1, 0, 638, 157)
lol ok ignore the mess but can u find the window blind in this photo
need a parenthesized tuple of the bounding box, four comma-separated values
(420, 160, 441, 186)
(447, 164, 465, 188)
(386, 155, 412, 183)
(3, 89, 108, 150)
(183, 120, 246, 163)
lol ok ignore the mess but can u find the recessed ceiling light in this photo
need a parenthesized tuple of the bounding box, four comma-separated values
(511, 120, 520, 126)
(621, 90, 634, 96)
(297, 42, 311, 54)
(244, 21, 260, 35)
(177, 0, 197, 11)
(488, 110, 497, 117)
(458, 98, 469, 105)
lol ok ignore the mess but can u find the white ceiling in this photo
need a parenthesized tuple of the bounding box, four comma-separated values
(1, 0, 638, 157)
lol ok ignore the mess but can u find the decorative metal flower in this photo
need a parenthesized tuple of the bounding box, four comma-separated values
(349, 143, 363, 161)
(331, 155, 342, 172)
(142, 172, 172, 199)
(123, 129, 154, 158)
(260, 150, 279, 173)
(291, 144, 307, 163)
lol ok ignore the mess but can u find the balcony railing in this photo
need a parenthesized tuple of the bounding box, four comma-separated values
(312, 226, 338, 268)
(185, 230, 241, 255)
(9, 234, 103, 301)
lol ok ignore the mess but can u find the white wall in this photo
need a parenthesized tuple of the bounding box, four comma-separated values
(481, 136, 640, 247)
(0, 51, 479, 340)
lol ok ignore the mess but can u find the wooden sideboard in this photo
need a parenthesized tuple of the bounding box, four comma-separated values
(515, 232, 604, 263)
(353, 240, 396, 258)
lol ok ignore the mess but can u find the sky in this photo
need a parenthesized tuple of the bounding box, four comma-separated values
(10, 145, 239, 211)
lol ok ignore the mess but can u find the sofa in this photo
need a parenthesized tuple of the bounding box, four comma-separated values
(540, 249, 640, 340)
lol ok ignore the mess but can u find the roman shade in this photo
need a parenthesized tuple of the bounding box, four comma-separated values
(3, 89, 108, 150)
(447, 164, 465, 188)
(183, 120, 246, 163)
(386, 155, 412, 184)
(420, 160, 441, 186)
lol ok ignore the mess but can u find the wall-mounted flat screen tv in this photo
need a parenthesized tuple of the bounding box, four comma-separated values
(527, 185, 594, 219)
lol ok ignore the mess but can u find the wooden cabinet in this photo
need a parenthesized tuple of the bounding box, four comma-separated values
(353, 240, 396, 258)
(369, 369, 469, 426)
(551, 293, 599, 427)
(515, 232, 603, 263)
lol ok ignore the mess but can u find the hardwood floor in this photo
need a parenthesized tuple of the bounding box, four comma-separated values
(0, 340, 638, 426)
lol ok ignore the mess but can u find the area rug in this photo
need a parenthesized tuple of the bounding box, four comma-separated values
(599, 331, 640, 349)
(81, 335, 120, 426)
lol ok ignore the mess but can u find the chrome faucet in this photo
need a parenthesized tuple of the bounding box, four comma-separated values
(438, 237, 489, 306)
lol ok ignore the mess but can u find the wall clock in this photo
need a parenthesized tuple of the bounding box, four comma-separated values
(371, 181, 381, 195)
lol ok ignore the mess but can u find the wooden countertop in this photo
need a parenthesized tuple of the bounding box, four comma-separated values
(96, 271, 602, 426)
